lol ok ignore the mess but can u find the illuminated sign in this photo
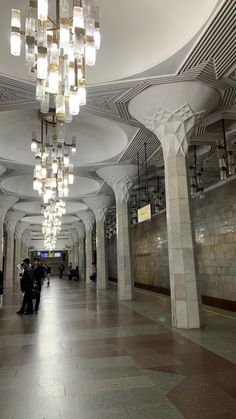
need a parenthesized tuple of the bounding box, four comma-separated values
(138, 204, 151, 223)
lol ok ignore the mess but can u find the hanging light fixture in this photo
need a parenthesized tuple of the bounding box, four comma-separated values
(31, 111, 76, 203)
(217, 120, 235, 181)
(10, 0, 101, 122)
(189, 145, 205, 199)
(31, 110, 76, 249)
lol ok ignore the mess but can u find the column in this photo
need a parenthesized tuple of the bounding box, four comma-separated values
(85, 195, 113, 290)
(21, 229, 31, 261)
(0, 196, 18, 271)
(14, 222, 27, 283)
(79, 236, 85, 280)
(74, 221, 86, 281)
(144, 104, 202, 328)
(4, 210, 25, 289)
(97, 165, 137, 300)
(70, 230, 79, 267)
(78, 211, 95, 284)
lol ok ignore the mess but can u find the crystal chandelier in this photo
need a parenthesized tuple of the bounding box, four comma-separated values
(41, 200, 65, 250)
(32, 111, 76, 204)
(31, 111, 75, 250)
(10, 0, 101, 122)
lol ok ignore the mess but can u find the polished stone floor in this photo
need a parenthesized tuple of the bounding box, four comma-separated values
(0, 279, 236, 419)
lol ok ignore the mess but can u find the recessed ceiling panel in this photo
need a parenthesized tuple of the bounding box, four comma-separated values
(14, 200, 87, 214)
(1, 175, 100, 198)
(0, 110, 128, 166)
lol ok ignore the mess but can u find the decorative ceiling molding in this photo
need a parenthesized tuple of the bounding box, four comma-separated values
(178, 0, 236, 78)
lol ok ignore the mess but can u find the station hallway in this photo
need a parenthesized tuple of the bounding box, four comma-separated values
(0, 279, 236, 419)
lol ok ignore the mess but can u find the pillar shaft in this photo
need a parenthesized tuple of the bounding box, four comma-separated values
(14, 235, 22, 285)
(5, 230, 15, 289)
(117, 200, 133, 300)
(165, 152, 201, 328)
(96, 221, 108, 290)
(144, 104, 202, 328)
(85, 229, 93, 284)
(79, 237, 85, 280)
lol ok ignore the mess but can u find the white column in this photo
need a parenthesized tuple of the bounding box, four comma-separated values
(97, 165, 137, 301)
(85, 195, 113, 290)
(21, 229, 31, 261)
(14, 222, 27, 284)
(144, 104, 202, 329)
(4, 210, 25, 289)
(78, 211, 95, 284)
(73, 221, 86, 281)
(79, 236, 85, 280)
(0, 196, 18, 271)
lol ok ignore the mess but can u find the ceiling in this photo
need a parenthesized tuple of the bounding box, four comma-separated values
(0, 0, 235, 250)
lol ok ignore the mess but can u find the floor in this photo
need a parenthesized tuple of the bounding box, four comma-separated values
(0, 279, 236, 419)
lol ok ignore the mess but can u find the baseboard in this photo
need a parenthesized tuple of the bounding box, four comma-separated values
(202, 295, 236, 312)
(108, 278, 236, 312)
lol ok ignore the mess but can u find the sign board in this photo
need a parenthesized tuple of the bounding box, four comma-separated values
(138, 204, 151, 223)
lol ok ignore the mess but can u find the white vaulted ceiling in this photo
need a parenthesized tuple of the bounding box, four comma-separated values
(0, 0, 233, 250)
(1, 175, 101, 198)
(0, 0, 218, 83)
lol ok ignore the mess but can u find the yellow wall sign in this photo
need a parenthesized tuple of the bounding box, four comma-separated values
(138, 204, 151, 223)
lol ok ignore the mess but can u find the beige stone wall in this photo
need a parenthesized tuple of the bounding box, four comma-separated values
(107, 178, 236, 302)
(193, 179, 236, 302)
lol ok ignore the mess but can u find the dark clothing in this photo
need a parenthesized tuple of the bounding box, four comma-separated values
(19, 267, 35, 313)
(34, 265, 44, 310)
(34, 265, 44, 290)
(20, 288, 33, 313)
(0, 270, 3, 295)
(20, 267, 34, 292)
(46, 266, 51, 274)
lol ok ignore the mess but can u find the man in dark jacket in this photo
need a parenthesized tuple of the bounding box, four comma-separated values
(33, 258, 44, 311)
(17, 258, 35, 315)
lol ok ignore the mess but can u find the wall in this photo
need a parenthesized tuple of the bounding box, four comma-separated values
(107, 178, 236, 305)
(193, 178, 236, 303)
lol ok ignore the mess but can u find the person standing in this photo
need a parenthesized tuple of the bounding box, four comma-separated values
(59, 263, 65, 279)
(16, 258, 35, 315)
(33, 258, 44, 312)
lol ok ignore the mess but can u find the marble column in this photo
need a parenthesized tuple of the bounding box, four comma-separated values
(78, 210, 95, 284)
(73, 221, 86, 281)
(21, 230, 31, 261)
(14, 222, 27, 284)
(70, 230, 79, 268)
(85, 195, 113, 290)
(4, 210, 25, 289)
(79, 236, 85, 280)
(97, 165, 137, 300)
(0, 196, 18, 272)
(143, 105, 202, 328)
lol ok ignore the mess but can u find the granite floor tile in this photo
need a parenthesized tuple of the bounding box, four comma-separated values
(0, 279, 236, 419)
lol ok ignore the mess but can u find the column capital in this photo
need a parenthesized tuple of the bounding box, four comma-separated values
(69, 229, 79, 244)
(0, 196, 18, 218)
(73, 221, 85, 240)
(144, 104, 203, 159)
(97, 165, 137, 204)
(4, 210, 25, 234)
(15, 221, 28, 240)
(84, 194, 114, 223)
(78, 210, 95, 233)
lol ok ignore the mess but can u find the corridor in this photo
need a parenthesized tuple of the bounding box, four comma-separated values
(0, 279, 236, 419)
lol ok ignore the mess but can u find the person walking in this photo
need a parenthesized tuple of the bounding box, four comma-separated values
(16, 258, 35, 315)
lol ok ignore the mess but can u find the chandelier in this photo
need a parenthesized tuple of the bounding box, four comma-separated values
(42, 200, 65, 250)
(31, 111, 75, 250)
(32, 111, 76, 203)
(10, 0, 101, 122)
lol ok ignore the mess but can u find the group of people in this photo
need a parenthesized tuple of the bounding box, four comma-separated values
(16, 258, 51, 315)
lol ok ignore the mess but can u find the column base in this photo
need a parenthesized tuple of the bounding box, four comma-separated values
(171, 299, 203, 329)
